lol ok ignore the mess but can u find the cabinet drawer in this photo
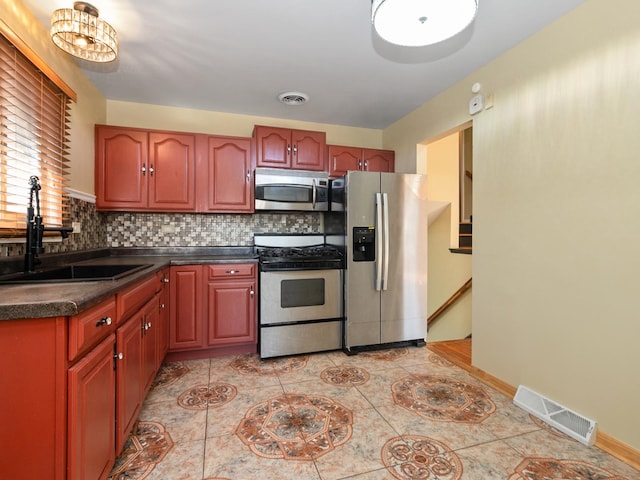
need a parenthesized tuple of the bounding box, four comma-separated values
(68, 297, 117, 362)
(117, 274, 158, 324)
(207, 263, 255, 280)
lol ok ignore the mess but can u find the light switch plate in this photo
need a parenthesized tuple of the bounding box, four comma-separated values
(469, 94, 484, 115)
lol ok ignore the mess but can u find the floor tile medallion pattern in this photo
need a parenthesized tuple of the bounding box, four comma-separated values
(392, 374, 496, 423)
(229, 354, 309, 376)
(381, 435, 463, 480)
(108, 421, 173, 479)
(508, 457, 628, 480)
(178, 383, 237, 410)
(320, 365, 370, 386)
(151, 361, 190, 388)
(235, 393, 353, 460)
(109, 348, 639, 479)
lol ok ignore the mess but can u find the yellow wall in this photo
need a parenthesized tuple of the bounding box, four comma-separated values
(1, 2, 382, 197)
(106, 100, 384, 153)
(1, 0, 106, 194)
(7, 0, 639, 452)
(426, 133, 461, 247)
(427, 205, 472, 341)
(385, 0, 640, 450)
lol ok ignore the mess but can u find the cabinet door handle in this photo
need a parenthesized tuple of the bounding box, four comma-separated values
(96, 316, 112, 327)
(358, 160, 362, 169)
(161, 277, 169, 283)
(114, 352, 123, 360)
(293, 144, 298, 155)
(246, 170, 251, 182)
(141, 164, 146, 175)
(159, 303, 165, 310)
(226, 269, 238, 274)
(287, 144, 291, 156)
(364, 160, 368, 169)
(149, 165, 154, 176)
(250, 287, 255, 298)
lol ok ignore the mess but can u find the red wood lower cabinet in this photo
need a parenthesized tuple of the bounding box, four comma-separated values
(0, 274, 168, 480)
(207, 280, 256, 345)
(115, 311, 144, 452)
(141, 296, 160, 394)
(157, 268, 171, 366)
(0, 317, 67, 480)
(169, 265, 205, 350)
(167, 263, 258, 359)
(68, 334, 116, 480)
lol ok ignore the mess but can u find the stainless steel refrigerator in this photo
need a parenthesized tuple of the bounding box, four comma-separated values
(330, 171, 429, 353)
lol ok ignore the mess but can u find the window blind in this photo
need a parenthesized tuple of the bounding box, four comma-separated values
(0, 33, 71, 232)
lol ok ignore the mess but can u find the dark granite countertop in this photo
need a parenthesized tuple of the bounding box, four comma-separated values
(0, 247, 257, 321)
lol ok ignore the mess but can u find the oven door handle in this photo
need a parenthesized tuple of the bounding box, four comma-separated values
(375, 192, 383, 291)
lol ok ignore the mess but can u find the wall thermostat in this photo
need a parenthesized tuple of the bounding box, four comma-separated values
(469, 94, 484, 115)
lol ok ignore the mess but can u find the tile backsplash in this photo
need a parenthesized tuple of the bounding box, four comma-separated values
(1, 196, 324, 257)
(104, 211, 323, 247)
(0, 196, 108, 257)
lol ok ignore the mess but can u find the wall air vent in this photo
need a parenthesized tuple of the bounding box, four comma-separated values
(278, 91, 309, 106)
(513, 385, 597, 446)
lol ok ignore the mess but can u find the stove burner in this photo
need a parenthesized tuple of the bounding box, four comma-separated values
(258, 244, 344, 271)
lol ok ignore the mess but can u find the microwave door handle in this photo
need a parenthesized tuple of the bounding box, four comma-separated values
(382, 192, 389, 291)
(312, 179, 317, 210)
(375, 193, 383, 291)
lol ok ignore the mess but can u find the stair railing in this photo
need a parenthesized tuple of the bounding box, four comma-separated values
(427, 278, 472, 327)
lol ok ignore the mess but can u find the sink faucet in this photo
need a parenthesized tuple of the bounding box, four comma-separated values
(24, 176, 73, 273)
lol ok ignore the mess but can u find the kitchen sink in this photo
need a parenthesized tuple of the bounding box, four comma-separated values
(0, 264, 152, 284)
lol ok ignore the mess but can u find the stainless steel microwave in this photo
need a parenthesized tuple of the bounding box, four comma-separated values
(254, 168, 329, 211)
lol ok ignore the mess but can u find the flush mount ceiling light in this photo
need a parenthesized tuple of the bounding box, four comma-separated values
(50, 2, 118, 62)
(371, 0, 478, 47)
(278, 92, 309, 106)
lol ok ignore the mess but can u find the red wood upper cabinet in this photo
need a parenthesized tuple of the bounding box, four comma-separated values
(199, 136, 253, 212)
(148, 132, 196, 210)
(95, 125, 197, 211)
(328, 145, 395, 177)
(362, 148, 395, 173)
(291, 129, 326, 171)
(254, 125, 326, 171)
(95, 126, 148, 210)
(328, 145, 361, 177)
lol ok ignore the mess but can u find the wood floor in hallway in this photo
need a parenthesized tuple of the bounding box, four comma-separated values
(427, 338, 472, 369)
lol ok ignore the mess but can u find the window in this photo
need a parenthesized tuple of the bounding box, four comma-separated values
(0, 32, 71, 233)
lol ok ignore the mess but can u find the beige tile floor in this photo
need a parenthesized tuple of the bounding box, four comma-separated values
(108, 347, 639, 480)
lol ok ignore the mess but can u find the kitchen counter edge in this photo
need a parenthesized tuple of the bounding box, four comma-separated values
(0, 249, 257, 321)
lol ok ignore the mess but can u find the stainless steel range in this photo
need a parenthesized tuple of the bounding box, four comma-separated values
(255, 234, 344, 358)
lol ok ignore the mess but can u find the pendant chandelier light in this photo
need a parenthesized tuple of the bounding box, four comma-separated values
(50, 2, 118, 63)
(372, 0, 478, 47)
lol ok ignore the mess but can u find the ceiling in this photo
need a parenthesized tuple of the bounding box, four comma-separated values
(23, 0, 585, 130)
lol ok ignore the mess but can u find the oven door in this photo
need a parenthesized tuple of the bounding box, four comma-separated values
(260, 269, 343, 324)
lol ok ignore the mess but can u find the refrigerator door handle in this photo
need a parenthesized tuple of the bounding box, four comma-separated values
(382, 192, 389, 291)
(375, 192, 383, 291)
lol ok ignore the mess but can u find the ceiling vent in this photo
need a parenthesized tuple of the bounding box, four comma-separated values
(278, 92, 309, 106)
